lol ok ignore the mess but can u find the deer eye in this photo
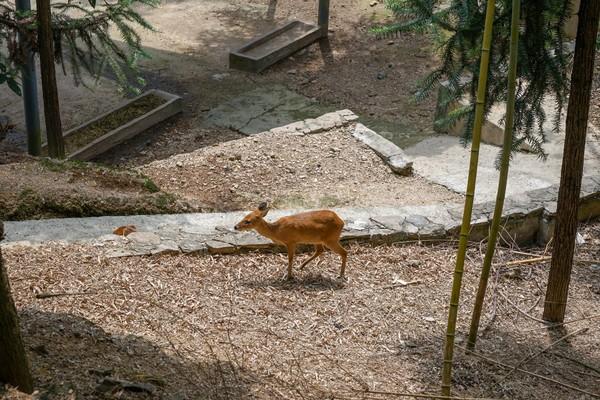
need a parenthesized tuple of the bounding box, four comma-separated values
(244, 220, 251, 224)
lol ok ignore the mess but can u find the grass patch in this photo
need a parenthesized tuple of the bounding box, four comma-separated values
(39, 158, 89, 172)
(142, 176, 160, 193)
(318, 195, 341, 208)
(155, 193, 177, 211)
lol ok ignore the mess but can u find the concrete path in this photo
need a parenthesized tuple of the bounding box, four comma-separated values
(405, 109, 600, 202)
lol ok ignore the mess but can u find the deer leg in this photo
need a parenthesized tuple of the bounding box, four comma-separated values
(326, 240, 347, 279)
(285, 244, 296, 280)
(300, 244, 324, 270)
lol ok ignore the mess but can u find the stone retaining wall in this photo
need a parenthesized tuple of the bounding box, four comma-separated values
(4, 176, 598, 257)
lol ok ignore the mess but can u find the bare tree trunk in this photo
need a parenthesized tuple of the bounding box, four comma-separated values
(36, 0, 65, 159)
(0, 222, 34, 393)
(543, 0, 600, 322)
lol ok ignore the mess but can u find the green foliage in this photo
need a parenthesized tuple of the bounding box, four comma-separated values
(376, 0, 573, 159)
(142, 176, 160, 193)
(0, 0, 159, 96)
(0, 57, 20, 95)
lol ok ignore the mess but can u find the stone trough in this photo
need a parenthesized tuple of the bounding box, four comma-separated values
(42, 89, 182, 161)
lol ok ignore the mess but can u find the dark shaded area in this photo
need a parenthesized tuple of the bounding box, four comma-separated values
(17, 309, 259, 399)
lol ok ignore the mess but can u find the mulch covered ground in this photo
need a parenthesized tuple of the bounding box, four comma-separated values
(2, 222, 600, 400)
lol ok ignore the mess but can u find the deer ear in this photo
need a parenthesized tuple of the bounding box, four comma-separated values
(257, 201, 270, 216)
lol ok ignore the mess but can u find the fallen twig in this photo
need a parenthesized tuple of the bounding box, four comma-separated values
(503, 256, 550, 266)
(382, 279, 422, 289)
(501, 255, 600, 267)
(498, 327, 589, 383)
(552, 352, 600, 376)
(35, 291, 96, 299)
(498, 291, 546, 323)
(340, 390, 500, 400)
(521, 313, 600, 332)
(458, 345, 600, 398)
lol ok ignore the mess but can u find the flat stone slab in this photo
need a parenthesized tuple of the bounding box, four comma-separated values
(405, 134, 600, 202)
(353, 123, 413, 176)
(267, 109, 358, 135)
(3, 175, 600, 256)
(203, 84, 333, 135)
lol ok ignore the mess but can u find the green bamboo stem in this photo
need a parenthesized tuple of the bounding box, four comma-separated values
(467, 0, 521, 349)
(440, 0, 497, 396)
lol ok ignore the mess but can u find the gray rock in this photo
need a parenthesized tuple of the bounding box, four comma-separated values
(353, 123, 404, 159)
(370, 215, 406, 231)
(127, 231, 161, 246)
(405, 214, 430, 228)
(179, 241, 208, 254)
(206, 240, 237, 254)
(388, 154, 413, 176)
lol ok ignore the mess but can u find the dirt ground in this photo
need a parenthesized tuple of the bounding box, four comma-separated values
(141, 126, 461, 211)
(0, 156, 202, 220)
(3, 222, 599, 399)
(0, 0, 451, 219)
(94, 0, 439, 166)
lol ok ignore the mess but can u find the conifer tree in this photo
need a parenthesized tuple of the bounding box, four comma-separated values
(376, 0, 573, 158)
(0, 0, 158, 96)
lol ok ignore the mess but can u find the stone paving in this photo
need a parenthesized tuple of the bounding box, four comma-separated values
(203, 84, 334, 135)
(3, 176, 599, 257)
(413, 94, 600, 202)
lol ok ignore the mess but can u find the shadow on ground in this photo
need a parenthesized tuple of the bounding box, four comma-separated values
(18, 309, 262, 399)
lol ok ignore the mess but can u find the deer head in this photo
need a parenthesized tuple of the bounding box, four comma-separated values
(234, 202, 270, 231)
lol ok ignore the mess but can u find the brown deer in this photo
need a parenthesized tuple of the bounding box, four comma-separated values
(234, 202, 348, 280)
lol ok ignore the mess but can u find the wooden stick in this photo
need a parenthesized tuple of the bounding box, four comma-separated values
(382, 280, 422, 289)
(552, 352, 600, 376)
(498, 327, 589, 382)
(521, 313, 600, 332)
(35, 291, 96, 299)
(458, 345, 600, 398)
(343, 390, 500, 400)
(498, 291, 546, 323)
(503, 256, 550, 266)
(501, 256, 600, 267)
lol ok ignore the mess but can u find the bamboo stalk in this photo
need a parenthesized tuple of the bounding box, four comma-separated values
(441, 0, 497, 396)
(467, 0, 521, 349)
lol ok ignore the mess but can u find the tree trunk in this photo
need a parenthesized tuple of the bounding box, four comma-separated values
(0, 222, 34, 393)
(36, 0, 65, 159)
(543, 0, 600, 322)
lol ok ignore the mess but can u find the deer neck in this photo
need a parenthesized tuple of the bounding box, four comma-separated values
(254, 218, 279, 241)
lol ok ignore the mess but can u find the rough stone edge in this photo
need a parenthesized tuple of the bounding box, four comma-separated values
(107, 175, 600, 257)
(352, 123, 414, 176)
(264, 109, 359, 136)
(3, 180, 599, 258)
(261, 111, 413, 176)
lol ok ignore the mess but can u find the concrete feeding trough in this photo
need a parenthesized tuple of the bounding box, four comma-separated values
(41, 89, 182, 161)
(229, 0, 329, 73)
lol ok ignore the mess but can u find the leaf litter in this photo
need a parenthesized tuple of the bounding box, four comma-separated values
(2, 222, 600, 399)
